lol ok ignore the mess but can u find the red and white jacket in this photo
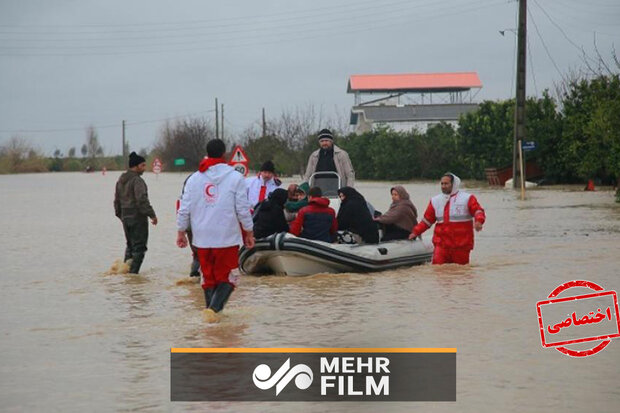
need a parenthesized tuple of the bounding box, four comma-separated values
(246, 175, 280, 207)
(412, 178, 485, 250)
(177, 159, 253, 248)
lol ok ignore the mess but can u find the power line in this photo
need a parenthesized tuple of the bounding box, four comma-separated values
(125, 110, 215, 126)
(0, 0, 418, 31)
(0, 3, 441, 48)
(527, 34, 539, 96)
(543, 2, 620, 32)
(532, 0, 598, 64)
(0, 0, 508, 56)
(0, 0, 491, 45)
(0, 110, 215, 134)
(510, 1, 518, 98)
(528, 8, 565, 82)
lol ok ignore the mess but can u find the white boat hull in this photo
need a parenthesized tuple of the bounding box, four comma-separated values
(240, 233, 433, 276)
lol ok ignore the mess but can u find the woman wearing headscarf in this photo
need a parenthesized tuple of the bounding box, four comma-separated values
(374, 185, 418, 242)
(253, 188, 289, 239)
(336, 187, 379, 244)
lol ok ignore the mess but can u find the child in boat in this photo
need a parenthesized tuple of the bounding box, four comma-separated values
(289, 186, 338, 243)
(284, 182, 309, 222)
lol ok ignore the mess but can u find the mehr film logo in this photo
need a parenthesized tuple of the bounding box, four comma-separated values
(252, 356, 390, 396)
(170, 348, 457, 402)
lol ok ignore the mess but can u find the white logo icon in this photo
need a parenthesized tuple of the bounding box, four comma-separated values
(252, 358, 313, 395)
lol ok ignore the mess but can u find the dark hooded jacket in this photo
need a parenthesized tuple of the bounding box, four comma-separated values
(336, 187, 379, 244)
(114, 170, 156, 220)
(253, 188, 289, 239)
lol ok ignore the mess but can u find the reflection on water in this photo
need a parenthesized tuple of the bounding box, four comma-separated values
(0, 172, 619, 412)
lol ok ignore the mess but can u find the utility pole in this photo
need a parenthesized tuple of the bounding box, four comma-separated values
(262, 107, 266, 138)
(215, 97, 219, 140)
(221, 103, 224, 141)
(122, 120, 126, 169)
(513, 0, 527, 200)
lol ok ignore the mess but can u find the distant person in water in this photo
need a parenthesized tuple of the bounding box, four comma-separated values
(176, 172, 201, 277)
(114, 152, 158, 274)
(409, 173, 485, 265)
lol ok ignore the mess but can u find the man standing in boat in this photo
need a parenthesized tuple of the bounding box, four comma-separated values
(176, 139, 255, 322)
(409, 173, 485, 265)
(304, 128, 355, 188)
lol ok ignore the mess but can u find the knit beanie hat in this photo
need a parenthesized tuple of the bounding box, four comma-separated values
(260, 160, 275, 173)
(317, 128, 333, 141)
(129, 151, 146, 168)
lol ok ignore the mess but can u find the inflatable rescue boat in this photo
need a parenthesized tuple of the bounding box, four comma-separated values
(239, 232, 433, 276)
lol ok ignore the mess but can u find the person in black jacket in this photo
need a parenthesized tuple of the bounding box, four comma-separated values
(336, 187, 379, 244)
(253, 188, 289, 239)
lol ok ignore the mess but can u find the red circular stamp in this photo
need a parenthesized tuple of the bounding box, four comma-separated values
(536, 280, 620, 357)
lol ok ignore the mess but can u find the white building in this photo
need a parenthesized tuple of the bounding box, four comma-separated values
(348, 72, 482, 134)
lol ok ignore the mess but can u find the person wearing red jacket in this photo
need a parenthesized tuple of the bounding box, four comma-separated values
(289, 187, 338, 243)
(409, 173, 485, 265)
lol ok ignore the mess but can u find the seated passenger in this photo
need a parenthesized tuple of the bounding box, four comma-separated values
(336, 187, 379, 244)
(253, 188, 289, 239)
(374, 185, 418, 242)
(284, 182, 309, 222)
(287, 184, 299, 202)
(289, 186, 337, 243)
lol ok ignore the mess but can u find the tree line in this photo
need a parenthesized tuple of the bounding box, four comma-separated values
(241, 74, 619, 189)
(2, 74, 619, 201)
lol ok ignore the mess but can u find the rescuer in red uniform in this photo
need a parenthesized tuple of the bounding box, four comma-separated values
(409, 173, 485, 265)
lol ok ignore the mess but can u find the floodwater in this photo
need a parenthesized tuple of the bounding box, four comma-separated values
(0, 171, 619, 412)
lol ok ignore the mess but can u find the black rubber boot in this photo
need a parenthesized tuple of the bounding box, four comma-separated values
(124, 247, 132, 262)
(203, 288, 214, 308)
(190, 258, 201, 277)
(208, 282, 234, 312)
(129, 252, 145, 274)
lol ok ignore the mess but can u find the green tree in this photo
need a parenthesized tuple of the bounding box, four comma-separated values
(457, 100, 514, 179)
(560, 74, 620, 184)
(417, 123, 461, 179)
(244, 135, 297, 176)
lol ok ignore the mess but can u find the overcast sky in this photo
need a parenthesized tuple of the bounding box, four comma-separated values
(0, 0, 618, 155)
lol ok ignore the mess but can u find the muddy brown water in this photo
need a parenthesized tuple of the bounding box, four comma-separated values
(1, 172, 618, 412)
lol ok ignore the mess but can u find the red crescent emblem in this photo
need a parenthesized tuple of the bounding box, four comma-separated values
(205, 184, 215, 197)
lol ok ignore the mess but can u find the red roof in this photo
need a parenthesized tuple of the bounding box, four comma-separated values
(348, 72, 482, 93)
